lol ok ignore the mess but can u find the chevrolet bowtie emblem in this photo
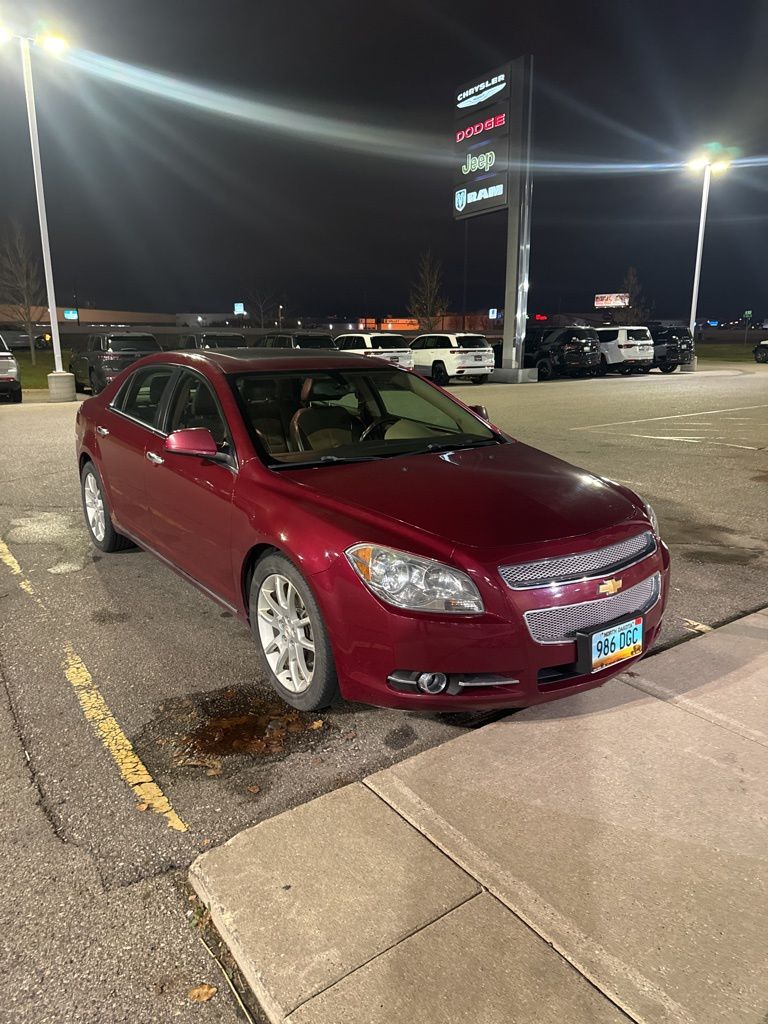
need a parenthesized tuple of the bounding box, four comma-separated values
(598, 578, 623, 596)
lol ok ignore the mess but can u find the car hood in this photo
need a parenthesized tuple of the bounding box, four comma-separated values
(285, 441, 643, 554)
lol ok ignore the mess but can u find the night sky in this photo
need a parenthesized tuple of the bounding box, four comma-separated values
(1, 0, 766, 319)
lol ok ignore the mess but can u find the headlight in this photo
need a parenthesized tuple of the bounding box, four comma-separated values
(643, 501, 659, 537)
(345, 544, 484, 614)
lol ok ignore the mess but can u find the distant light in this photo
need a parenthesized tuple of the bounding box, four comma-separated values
(39, 33, 69, 55)
(197, 315, 203, 323)
(711, 159, 731, 174)
(233, 301, 245, 315)
(348, 323, 352, 330)
(297, 319, 302, 326)
(707, 320, 719, 327)
(0, 25, 13, 45)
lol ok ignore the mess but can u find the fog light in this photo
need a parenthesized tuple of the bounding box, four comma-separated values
(416, 672, 448, 694)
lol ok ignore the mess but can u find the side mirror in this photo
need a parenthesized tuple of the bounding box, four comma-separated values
(470, 404, 489, 420)
(164, 428, 223, 461)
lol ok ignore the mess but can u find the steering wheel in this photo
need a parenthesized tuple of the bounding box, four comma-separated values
(360, 414, 401, 441)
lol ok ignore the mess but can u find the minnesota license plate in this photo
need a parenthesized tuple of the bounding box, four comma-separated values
(588, 616, 643, 672)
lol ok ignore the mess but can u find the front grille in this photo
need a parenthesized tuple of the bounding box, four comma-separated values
(500, 530, 656, 589)
(524, 573, 661, 644)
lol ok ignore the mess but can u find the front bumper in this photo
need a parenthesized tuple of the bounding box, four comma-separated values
(313, 539, 670, 711)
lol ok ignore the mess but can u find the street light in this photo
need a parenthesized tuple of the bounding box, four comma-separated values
(278, 304, 284, 328)
(1, 25, 75, 401)
(686, 144, 732, 338)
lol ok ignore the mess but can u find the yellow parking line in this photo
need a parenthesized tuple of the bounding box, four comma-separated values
(0, 539, 36, 596)
(63, 645, 188, 832)
(0, 537, 187, 833)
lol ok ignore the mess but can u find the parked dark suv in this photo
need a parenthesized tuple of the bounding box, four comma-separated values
(256, 332, 336, 350)
(69, 333, 162, 394)
(177, 332, 247, 349)
(645, 323, 695, 373)
(519, 326, 600, 380)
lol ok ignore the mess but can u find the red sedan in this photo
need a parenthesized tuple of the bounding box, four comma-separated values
(75, 349, 669, 711)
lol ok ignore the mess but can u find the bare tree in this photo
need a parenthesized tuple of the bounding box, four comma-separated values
(0, 222, 45, 366)
(408, 251, 448, 331)
(616, 266, 650, 325)
(248, 286, 277, 328)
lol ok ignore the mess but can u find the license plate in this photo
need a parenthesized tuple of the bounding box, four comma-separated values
(474, 354, 482, 361)
(585, 616, 643, 672)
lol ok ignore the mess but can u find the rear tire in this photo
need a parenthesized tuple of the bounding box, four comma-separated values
(12, 389, 22, 404)
(80, 462, 132, 553)
(89, 370, 102, 394)
(595, 357, 608, 377)
(535, 358, 553, 381)
(431, 361, 449, 386)
(471, 374, 488, 385)
(659, 364, 678, 374)
(250, 553, 339, 711)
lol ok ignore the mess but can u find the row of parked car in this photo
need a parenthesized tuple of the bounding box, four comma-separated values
(0, 321, 699, 401)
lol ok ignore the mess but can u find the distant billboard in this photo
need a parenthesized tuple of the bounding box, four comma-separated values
(454, 64, 512, 220)
(595, 293, 629, 309)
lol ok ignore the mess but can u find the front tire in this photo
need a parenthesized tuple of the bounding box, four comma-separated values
(535, 358, 553, 381)
(250, 553, 339, 711)
(659, 364, 678, 374)
(80, 462, 132, 552)
(89, 370, 103, 394)
(431, 361, 449, 386)
(12, 389, 22, 403)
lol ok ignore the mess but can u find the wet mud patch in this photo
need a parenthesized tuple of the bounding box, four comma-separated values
(677, 545, 762, 566)
(92, 609, 130, 624)
(139, 686, 330, 781)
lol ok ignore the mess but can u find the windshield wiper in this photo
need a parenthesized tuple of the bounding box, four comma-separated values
(272, 453, 381, 469)
(422, 437, 499, 454)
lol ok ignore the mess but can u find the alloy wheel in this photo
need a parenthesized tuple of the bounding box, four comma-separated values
(256, 573, 315, 693)
(83, 471, 106, 542)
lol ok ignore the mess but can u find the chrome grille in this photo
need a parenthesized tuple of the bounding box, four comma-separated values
(500, 531, 656, 589)
(524, 573, 661, 644)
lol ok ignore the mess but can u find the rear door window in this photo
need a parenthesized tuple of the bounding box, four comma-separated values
(116, 365, 174, 427)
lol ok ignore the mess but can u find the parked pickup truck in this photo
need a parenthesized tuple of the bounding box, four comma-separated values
(69, 332, 162, 393)
(334, 333, 414, 369)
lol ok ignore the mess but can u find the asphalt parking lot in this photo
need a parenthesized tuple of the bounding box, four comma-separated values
(1, 359, 766, 1020)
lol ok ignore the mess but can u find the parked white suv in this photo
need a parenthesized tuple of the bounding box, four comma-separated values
(595, 326, 654, 375)
(0, 334, 22, 403)
(410, 333, 494, 385)
(334, 333, 414, 370)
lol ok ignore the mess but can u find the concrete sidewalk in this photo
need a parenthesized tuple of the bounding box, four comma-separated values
(190, 610, 768, 1024)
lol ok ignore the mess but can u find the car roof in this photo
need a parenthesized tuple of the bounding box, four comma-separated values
(140, 348, 391, 374)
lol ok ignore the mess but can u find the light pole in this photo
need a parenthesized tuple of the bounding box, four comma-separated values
(278, 304, 283, 328)
(2, 26, 75, 401)
(686, 148, 731, 338)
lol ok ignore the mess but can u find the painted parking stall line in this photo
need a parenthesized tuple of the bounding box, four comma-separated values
(0, 537, 187, 832)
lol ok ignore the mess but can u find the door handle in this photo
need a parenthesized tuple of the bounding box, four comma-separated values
(146, 451, 164, 465)
(96, 426, 109, 437)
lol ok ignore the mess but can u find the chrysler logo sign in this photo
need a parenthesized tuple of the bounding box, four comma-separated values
(456, 73, 507, 109)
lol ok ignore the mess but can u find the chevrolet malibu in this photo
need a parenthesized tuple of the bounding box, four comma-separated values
(75, 350, 669, 712)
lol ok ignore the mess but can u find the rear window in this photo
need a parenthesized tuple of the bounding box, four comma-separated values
(295, 335, 335, 350)
(0, 337, 9, 353)
(201, 334, 245, 348)
(456, 335, 488, 349)
(107, 335, 160, 352)
(371, 335, 407, 349)
(627, 329, 652, 341)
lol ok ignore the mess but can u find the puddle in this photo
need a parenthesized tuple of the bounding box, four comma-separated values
(140, 686, 329, 778)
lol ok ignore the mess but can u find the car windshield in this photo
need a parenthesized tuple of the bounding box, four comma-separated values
(202, 335, 245, 347)
(296, 336, 334, 349)
(231, 367, 499, 466)
(371, 336, 407, 349)
(456, 336, 489, 349)
(107, 335, 160, 352)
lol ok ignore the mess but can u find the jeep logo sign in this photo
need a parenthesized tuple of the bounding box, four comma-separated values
(453, 63, 512, 220)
